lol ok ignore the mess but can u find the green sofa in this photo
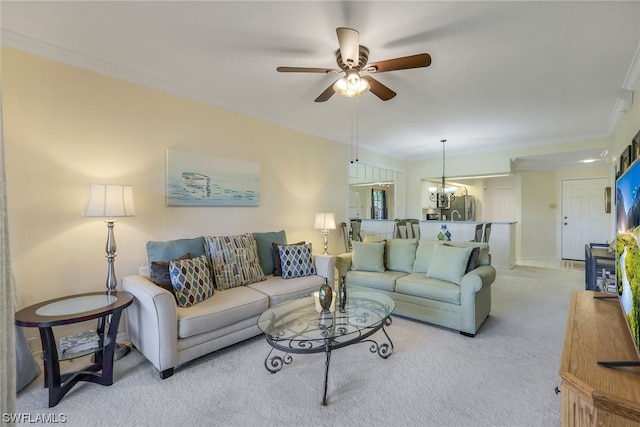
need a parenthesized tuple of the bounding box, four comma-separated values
(336, 239, 496, 336)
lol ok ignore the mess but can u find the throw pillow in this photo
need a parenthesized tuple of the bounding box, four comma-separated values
(426, 244, 473, 285)
(351, 241, 385, 272)
(253, 230, 287, 275)
(205, 234, 266, 290)
(465, 247, 481, 273)
(278, 243, 316, 279)
(386, 239, 418, 273)
(149, 253, 192, 296)
(272, 241, 305, 276)
(146, 237, 206, 271)
(413, 240, 437, 273)
(169, 254, 214, 308)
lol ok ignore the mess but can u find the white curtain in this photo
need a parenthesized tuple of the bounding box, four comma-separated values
(0, 88, 17, 414)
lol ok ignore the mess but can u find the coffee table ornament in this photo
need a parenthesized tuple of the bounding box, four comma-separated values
(338, 275, 347, 311)
(319, 278, 333, 310)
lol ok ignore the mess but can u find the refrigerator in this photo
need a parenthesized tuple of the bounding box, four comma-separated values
(443, 195, 475, 221)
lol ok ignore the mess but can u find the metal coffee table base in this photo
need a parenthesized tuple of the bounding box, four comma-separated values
(263, 317, 394, 406)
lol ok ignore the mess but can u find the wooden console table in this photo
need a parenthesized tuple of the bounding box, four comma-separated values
(559, 291, 640, 426)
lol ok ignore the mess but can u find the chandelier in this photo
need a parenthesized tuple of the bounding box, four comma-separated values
(428, 139, 457, 208)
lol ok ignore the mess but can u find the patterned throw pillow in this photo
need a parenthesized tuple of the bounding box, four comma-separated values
(149, 253, 192, 296)
(205, 234, 266, 290)
(272, 241, 305, 276)
(169, 254, 214, 308)
(279, 243, 316, 279)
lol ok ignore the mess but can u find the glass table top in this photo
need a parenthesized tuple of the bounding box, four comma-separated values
(35, 294, 118, 316)
(257, 290, 395, 343)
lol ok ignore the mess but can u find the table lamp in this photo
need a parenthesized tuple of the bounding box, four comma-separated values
(314, 213, 336, 255)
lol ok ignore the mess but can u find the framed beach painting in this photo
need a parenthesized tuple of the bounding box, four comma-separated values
(166, 150, 260, 206)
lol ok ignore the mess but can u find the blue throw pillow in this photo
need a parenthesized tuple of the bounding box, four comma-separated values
(253, 230, 287, 275)
(146, 237, 206, 271)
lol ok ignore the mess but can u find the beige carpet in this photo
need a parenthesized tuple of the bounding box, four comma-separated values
(16, 266, 584, 427)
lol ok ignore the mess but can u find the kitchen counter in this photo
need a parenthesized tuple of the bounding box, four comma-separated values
(420, 221, 516, 269)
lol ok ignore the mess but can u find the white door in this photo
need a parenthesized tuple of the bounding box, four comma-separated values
(493, 187, 516, 221)
(561, 179, 609, 260)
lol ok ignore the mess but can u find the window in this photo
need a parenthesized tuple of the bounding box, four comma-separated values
(371, 189, 387, 219)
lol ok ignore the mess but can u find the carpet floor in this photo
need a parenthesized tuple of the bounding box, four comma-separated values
(16, 266, 584, 427)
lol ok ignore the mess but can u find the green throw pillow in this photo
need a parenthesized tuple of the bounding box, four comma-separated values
(352, 241, 385, 272)
(413, 240, 437, 273)
(386, 239, 418, 273)
(426, 244, 472, 285)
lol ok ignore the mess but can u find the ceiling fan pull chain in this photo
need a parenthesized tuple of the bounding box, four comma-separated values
(355, 97, 359, 162)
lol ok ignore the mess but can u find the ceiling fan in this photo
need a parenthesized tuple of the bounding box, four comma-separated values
(277, 27, 431, 102)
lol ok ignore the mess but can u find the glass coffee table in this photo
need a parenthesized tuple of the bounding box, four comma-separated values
(257, 289, 395, 405)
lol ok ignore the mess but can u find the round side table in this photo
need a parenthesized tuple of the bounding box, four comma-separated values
(15, 291, 133, 407)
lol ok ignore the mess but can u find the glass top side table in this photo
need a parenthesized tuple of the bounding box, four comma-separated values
(15, 291, 133, 407)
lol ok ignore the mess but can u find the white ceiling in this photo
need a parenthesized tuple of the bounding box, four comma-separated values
(2, 1, 640, 167)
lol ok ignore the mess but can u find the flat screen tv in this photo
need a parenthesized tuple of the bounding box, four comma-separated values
(614, 158, 640, 364)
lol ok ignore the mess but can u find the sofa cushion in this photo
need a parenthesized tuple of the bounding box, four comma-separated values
(253, 230, 287, 275)
(146, 237, 206, 271)
(176, 286, 269, 339)
(346, 270, 408, 292)
(395, 273, 461, 305)
(352, 241, 385, 272)
(272, 241, 305, 276)
(426, 244, 472, 285)
(205, 234, 266, 290)
(279, 243, 316, 279)
(412, 240, 438, 273)
(169, 254, 215, 308)
(248, 274, 322, 306)
(386, 239, 418, 273)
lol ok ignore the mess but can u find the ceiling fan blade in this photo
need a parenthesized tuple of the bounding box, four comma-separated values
(314, 81, 338, 102)
(277, 66, 336, 73)
(367, 53, 431, 73)
(363, 76, 396, 101)
(336, 27, 360, 68)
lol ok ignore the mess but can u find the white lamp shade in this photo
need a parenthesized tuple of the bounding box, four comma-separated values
(314, 212, 336, 230)
(83, 184, 136, 217)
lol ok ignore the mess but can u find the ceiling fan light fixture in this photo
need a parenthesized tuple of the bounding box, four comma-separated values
(333, 71, 370, 97)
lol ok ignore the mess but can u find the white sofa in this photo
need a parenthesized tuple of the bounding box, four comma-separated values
(122, 232, 335, 379)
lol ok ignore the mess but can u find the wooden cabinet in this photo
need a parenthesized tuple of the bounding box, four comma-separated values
(559, 291, 640, 426)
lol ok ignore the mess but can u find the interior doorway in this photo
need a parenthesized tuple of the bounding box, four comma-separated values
(561, 178, 609, 260)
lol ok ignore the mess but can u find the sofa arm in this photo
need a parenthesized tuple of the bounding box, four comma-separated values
(460, 265, 497, 293)
(336, 253, 353, 279)
(121, 275, 178, 375)
(314, 254, 336, 284)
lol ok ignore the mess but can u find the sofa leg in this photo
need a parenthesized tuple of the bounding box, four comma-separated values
(460, 331, 475, 338)
(160, 368, 174, 379)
